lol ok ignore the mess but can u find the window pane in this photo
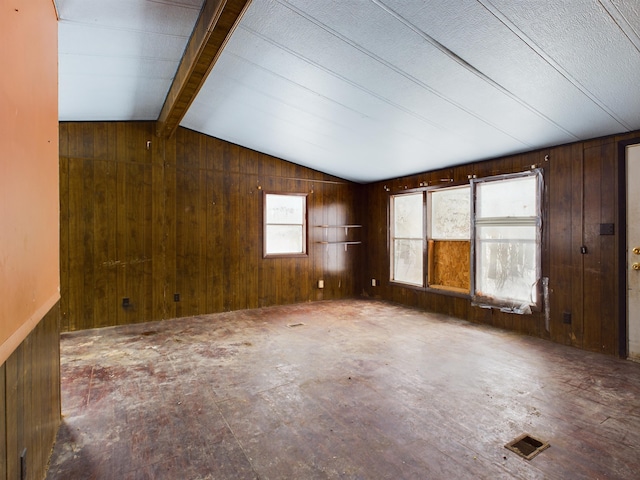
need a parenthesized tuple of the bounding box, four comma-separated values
(430, 186, 470, 239)
(266, 225, 303, 254)
(475, 225, 537, 304)
(393, 193, 423, 238)
(476, 176, 537, 218)
(266, 194, 304, 224)
(394, 239, 423, 285)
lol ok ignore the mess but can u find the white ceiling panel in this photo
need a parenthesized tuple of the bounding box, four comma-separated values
(383, 0, 628, 139)
(57, 0, 640, 182)
(485, 0, 640, 129)
(56, 0, 203, 121)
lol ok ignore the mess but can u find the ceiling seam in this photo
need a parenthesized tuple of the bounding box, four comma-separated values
(477, 0, 632, 132)
(371, 0, 580, 142)
(597, 0, 640, 54)
(57, 18, 192, 39)
(59, 52, 179, 62)
(144, 0, 202, 9)
(59, 71, 176, 80)
(275, 0, 533, 149)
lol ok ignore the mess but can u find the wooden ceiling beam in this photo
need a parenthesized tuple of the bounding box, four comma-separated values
(156, 0, 252, 138)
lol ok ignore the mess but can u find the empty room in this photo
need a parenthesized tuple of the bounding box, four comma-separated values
(2, 0, 640, 479)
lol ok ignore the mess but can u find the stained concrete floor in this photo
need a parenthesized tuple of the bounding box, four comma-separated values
(46, 299, 640, 479)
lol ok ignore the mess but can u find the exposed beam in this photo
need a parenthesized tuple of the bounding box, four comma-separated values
(156, 0, 252, 138)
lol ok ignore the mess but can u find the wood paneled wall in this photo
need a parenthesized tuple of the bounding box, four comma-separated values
(0, 303, 61, 480)
(59, 122, 363, 331)
(360, 131, 640, 356)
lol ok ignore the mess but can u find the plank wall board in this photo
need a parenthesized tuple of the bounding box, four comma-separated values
(549, 143, 583, 347)
(205, 137, 224, 313)
(2, 303, 60, 480)
(59, 156, 70, 331)
(583, 140, 618, 354)
(151, 138, 167, 321)
(163, 135, 178, 321)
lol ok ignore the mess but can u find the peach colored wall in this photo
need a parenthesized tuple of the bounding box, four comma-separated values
(0, 0, 59, 364)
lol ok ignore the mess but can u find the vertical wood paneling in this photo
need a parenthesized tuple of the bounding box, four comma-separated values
(206, 137, 224, 313)
(151, 137, 167, 321)
(60, 122, 360, 329)
(175, 129, 201, 317)
(599, 141, 618, 354)
(59, 153, 70, 331)
(244, 149, 260, 310)
(67, 156, 84, 331)
(2, 303, 60, 480)
(583, 141, 617, 354)
(549, 144, 581, 346)
(94, 152, 117, 329)
(570, 145, 586, 348)
(164, 136, 178, 321)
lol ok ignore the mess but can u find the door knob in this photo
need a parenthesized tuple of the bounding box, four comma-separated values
(634, 263, 640, 270)
(634, 247, 640, 255)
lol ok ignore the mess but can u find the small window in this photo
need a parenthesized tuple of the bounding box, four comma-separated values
(472, 171, 542, 311)
(427, 186, 471, 293)
(390, 192, 424, 286)
(264, 193, 307, 257)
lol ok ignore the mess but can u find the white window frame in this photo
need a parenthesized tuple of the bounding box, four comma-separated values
(263, 192, 308, 258)
(390, 191, 425, 287)
(427, 185, 471, 293)
(470, 170, 543, 312)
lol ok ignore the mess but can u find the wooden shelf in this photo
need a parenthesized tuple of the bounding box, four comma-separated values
(315, 225, 362, 228)
(317, 241, 362, 245)
(316, 240, 362, 251)
(315, 225, 362, 250)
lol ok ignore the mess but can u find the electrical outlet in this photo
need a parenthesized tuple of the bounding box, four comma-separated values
(563, 312, 572, 325)
(122, 297, 130, 308)
(371, 278, 377, 287)
(318, 280, 324, 289)
(174, 293, 180, 302)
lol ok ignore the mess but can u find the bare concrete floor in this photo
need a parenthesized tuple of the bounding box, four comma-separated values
(46, 299, 640, 479)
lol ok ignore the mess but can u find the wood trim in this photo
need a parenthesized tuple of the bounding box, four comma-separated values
(0, 292, 60, 366)
(156, 0, 253, 138)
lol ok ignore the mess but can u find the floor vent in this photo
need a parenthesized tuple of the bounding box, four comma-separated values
(505, 433, 549, 460)
(287, 322, 305, 328)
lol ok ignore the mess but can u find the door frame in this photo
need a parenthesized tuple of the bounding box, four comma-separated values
(618, 137, 640, 358)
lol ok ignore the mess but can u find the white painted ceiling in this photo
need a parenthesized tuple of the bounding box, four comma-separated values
(57, 0, 640, 183)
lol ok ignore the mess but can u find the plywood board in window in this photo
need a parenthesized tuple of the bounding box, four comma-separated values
(430, 240, 470, 292)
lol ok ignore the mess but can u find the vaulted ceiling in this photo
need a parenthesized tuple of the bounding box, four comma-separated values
(56, 0, 640, 182)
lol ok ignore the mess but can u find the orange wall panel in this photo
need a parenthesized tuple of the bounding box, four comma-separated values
(0, 0, 59, 364)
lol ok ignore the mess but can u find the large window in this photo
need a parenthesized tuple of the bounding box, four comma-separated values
(390, 192, 424, 286)
(388, 170, 543, 312)
(472, 171, 542, 311)
(264, 193, 307, 257)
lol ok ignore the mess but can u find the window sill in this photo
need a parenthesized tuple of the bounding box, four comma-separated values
(263, 253, 309, 259)
(387, 282, 472, 299)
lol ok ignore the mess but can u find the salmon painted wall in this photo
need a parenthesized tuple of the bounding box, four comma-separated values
(0, 0, 59, 364)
